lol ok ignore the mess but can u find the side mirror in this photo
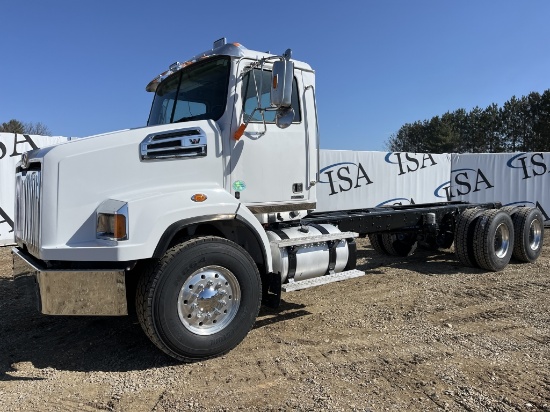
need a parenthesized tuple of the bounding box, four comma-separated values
(271, 59, 294, 108)
(275, 107, 295, 129)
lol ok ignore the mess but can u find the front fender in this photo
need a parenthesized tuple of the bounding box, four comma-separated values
(151, 192, 273, 272)
(41, 186, 272, 272)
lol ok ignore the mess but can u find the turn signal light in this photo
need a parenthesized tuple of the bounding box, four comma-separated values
(113, 215, 127, 239)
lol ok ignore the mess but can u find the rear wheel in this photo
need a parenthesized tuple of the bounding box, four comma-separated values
(472, 210, 514, 271)
(499, 206, 520, 216)
(511, 207, 544, 262)
(136, 236, 262, 362)
(381, 232, 418, 257)
(368, 233, 387, 254)
(454, 208, 484, 267)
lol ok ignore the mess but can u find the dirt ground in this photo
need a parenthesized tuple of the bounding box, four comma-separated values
(1, 234, 549, 412)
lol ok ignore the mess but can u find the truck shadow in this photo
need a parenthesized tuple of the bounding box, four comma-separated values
(0, 279, 311, 378)
(254, 301, 311, 329)
(0, 277, 182, 378)
(356, 246, 485, 275)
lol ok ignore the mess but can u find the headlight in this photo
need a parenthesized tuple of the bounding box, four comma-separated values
(96, 200, 129, 241)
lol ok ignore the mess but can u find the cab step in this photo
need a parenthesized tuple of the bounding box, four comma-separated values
(281, 269, 366, 292)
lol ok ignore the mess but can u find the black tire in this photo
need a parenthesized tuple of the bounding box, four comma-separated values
(472, 210, 514, 271)
(499, 206, 520, 216)
(368, 233, 387, 254)
(511, 207, 544, 262)
(136, 236, 262, 362)
(381, 232, 418, 257)
(454, 208, 484, 267)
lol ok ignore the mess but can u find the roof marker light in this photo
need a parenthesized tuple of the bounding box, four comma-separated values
(169, 61, 181, 71)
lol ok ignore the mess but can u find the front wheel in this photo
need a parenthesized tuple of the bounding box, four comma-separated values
(136, 236, 262, 362)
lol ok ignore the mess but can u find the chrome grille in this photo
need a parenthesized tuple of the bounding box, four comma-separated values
(15, 168, 42, 257)
(140, 128, 207, 160)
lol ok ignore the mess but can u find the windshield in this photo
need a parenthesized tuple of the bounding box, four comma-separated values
(147, 56, 231, 126)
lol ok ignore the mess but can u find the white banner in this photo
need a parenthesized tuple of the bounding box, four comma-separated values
(0, 133, 69, 245)
(316, 150, 452, 212)
(2, 143, 549, 245)
(449, 152, 550, 226)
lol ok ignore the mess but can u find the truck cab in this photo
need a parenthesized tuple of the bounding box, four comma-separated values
(145, 40, 318, 214)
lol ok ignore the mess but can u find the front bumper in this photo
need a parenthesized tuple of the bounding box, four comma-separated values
(12, 248, 128, 316)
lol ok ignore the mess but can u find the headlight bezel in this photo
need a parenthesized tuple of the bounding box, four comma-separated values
(96, 200, 129, 241)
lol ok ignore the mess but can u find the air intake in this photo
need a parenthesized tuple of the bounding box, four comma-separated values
(140, 128, 207, 160)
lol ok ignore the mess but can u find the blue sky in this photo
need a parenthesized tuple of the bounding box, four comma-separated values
(1, 1, 549, 151)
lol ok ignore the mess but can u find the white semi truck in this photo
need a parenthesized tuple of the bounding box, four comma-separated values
(12, 39, 544, 362)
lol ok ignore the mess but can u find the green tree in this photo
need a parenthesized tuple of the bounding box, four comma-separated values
(0, 119, 51, 135)
(387, 88, 550, 153)
(535, 90, 550, 151)
(501, 96, 524, 152)
(386, 121, 427, 152)
(0, 119, 25, 134)
(482, 104, 503, 153)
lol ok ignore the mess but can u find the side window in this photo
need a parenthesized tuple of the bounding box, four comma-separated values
(241, 69, 301, 123)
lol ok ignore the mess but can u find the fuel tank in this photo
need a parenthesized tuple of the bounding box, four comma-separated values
(267, 224, 353, 282)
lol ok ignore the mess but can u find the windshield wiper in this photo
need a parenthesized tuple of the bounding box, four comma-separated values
(175, 114, 204, 123)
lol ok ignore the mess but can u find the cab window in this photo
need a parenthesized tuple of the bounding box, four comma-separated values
(241, 69, 301, 123)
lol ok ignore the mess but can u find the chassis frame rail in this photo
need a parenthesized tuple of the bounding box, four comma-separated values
(302, 201, 502, 234)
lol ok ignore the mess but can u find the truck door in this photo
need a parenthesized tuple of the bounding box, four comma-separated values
(229, 61, 313, 212)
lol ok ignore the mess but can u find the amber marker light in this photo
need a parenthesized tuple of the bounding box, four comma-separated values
(113, 215, 127, 240)
(191, 193, 207, 202)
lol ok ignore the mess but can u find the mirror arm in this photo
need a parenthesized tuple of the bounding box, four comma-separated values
(234, 107, 267, 140)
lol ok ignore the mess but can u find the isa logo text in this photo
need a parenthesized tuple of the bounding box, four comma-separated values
(320, 162, 374, 196)
(506, 153, 550, 180)
(384, 152, 438, 176)
(434, 168, 494, 200)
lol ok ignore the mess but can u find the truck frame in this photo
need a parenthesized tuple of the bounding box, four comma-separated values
(12, 39, 545, 361)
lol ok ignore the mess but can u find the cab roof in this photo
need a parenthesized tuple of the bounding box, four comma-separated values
(146, 39, 312, 92)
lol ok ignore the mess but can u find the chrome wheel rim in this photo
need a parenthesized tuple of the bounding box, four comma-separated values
(177, 265, 241, 336)
(529, 219, 542, 251)
(494, 223, 510, 259)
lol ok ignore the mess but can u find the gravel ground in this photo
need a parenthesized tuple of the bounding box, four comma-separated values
(1, 233, 549, 411)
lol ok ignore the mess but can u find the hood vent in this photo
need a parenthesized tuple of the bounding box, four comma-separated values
(140, 128, 207, 160)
